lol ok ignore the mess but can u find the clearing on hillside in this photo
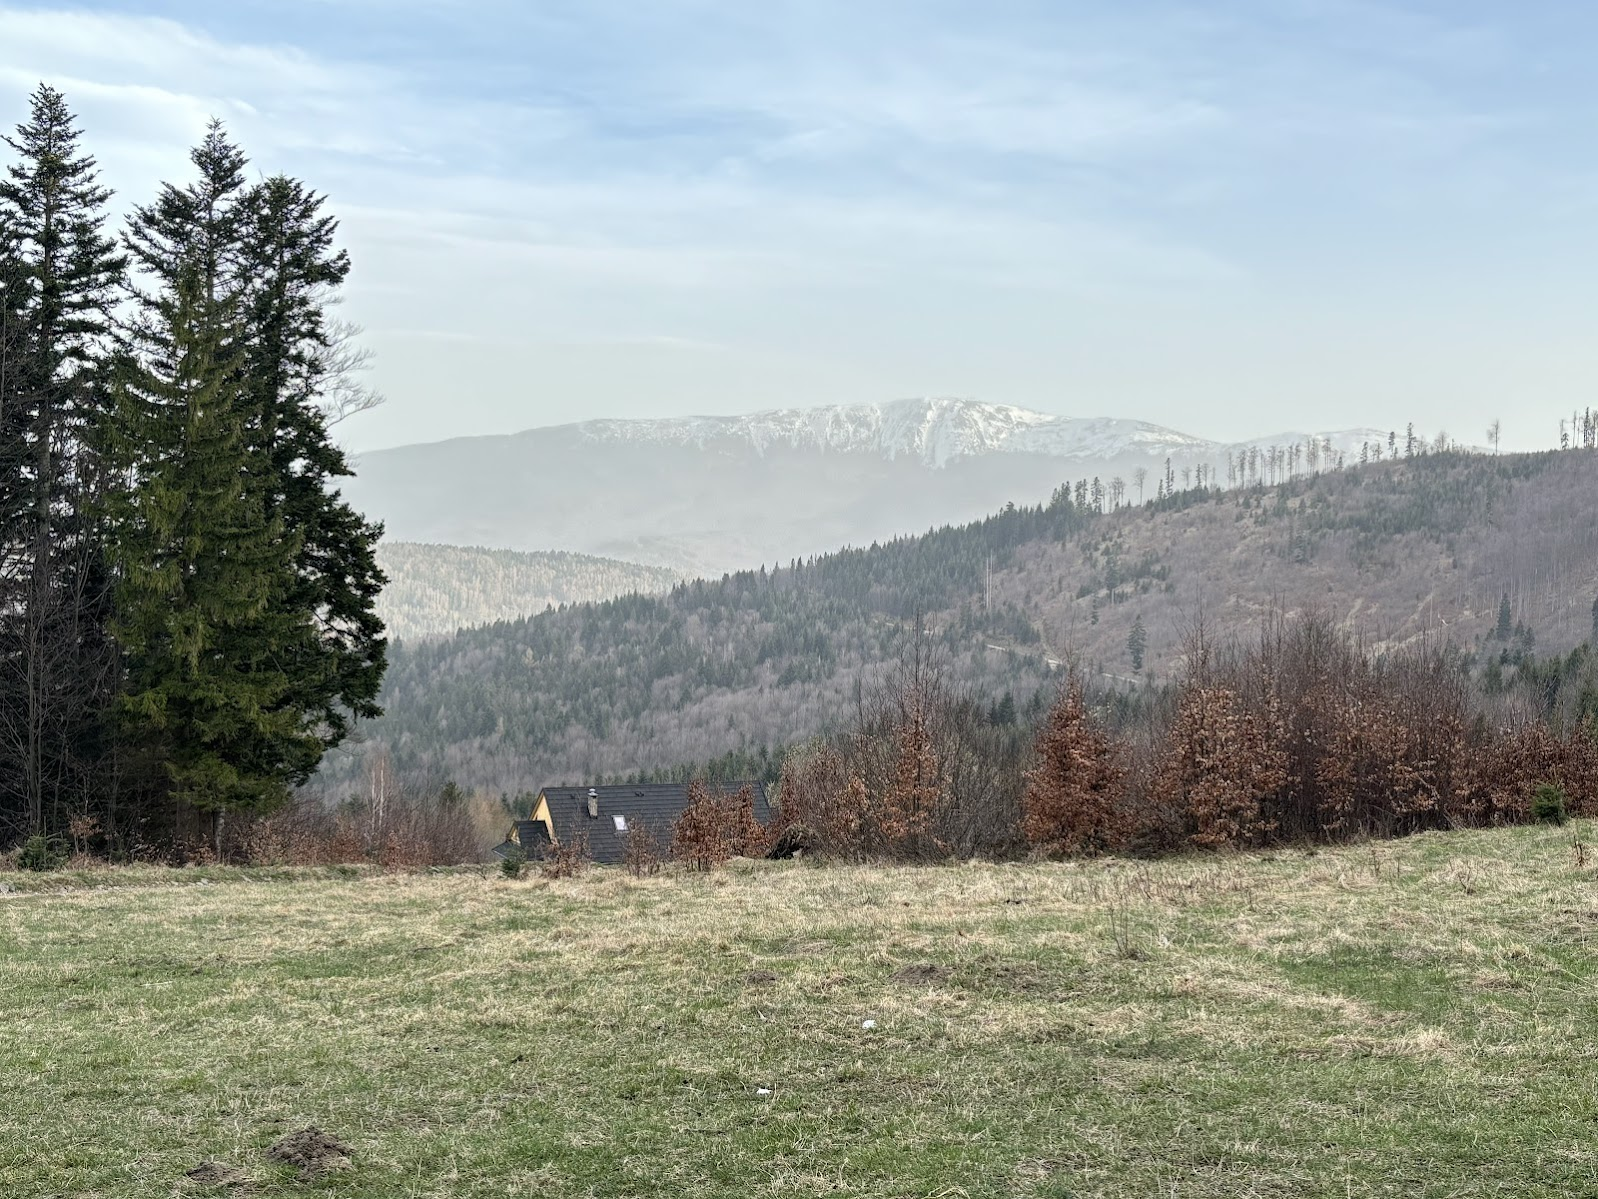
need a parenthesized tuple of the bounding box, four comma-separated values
(3, 825, 1597, 1197)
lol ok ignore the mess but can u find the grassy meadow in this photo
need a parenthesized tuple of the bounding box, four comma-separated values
(3, 825, 1598, 1197)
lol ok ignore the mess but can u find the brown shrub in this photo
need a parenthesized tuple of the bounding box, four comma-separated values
(771, 743, 864, 857)
(1468, 722, 1598, 824)
(622, 819, 665, 877)
(773, 624, 1027, 861)
(869, 691, 949, 860)
(1159, 682, 1287, 849)
(231, 786, 492, 868)
(671, 781, 769, 871)
(541, 829, 590, 879)
(1022, 680, 1130, 856)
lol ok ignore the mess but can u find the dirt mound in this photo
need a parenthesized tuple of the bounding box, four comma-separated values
(892, 963, 950, 986)
(184, 1161, 246, 1187)
(743, 969, 779, 986)
(265, 1127, 351, 1176)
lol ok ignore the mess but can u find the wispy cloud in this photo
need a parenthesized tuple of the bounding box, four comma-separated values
(0, 2, 1591, 450)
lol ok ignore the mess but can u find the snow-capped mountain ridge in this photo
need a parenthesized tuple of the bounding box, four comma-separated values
(346, 398, 1410, 579)
(571, 397, 1385, 469)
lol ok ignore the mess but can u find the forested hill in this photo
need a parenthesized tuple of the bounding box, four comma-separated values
(375, 543, 680, 640)
(319, 448, 1598, 797)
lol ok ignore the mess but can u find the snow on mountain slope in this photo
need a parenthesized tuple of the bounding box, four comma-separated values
(570, 397, 1383, 469)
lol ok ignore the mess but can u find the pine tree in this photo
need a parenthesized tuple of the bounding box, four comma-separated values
(1495, 591, 1513, 642)
(0, 85, 125, 840)
(106, 125, 316, 839)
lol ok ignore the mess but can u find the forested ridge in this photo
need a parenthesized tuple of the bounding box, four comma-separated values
(325, 442, 1598, 798)
(0, 86, 385, 855)
(375, 542, 680, 641)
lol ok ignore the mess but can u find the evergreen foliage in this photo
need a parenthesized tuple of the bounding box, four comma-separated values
(236, 171, 386, 749)
(16, 831, 65, 871)
(0, 84, 124, 842)
(1126, 615, 1147, 673)
(1531, 782, 1568, 826)
(0, 90, 386, 851)
(106, 244, 310, 816)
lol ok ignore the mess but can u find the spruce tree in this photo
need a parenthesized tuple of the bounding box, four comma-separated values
(0, 85, 124, 840)
(236, 172, 386, 750)
(1495, 592, 1512, 642)
(1127, 615, 1147, 673)
(107, 125, 317, 838)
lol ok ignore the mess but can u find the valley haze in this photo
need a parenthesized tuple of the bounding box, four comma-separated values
(348, 397, 1390, 577)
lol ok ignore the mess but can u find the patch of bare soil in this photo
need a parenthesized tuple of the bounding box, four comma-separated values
(743, 969, 779, 985)
(183, 1161, 247, 1188)
(892, 962, 950, 986)
(265, 1127, 352, 1176)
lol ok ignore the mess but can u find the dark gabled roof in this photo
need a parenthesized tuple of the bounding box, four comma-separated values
(540, 781, 772, 865)
(512, 820, 551, 851)
(493, 823, 549, 860)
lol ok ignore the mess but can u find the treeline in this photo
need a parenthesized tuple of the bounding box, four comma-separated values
(769, 612, 1598, 863)
(0, 86, 385, 855)
(336, 440, 1594, 798)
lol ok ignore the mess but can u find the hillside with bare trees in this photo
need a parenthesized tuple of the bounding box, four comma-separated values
(375, 543, 680, 641)
(318, 447, 1598, 798)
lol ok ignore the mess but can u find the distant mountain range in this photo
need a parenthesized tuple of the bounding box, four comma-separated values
(347, 398, 1392, 576)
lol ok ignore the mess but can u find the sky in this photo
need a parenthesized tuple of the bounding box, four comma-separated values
(2, 1, 1595, 452)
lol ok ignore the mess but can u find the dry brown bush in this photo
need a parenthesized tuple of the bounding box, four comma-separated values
(622, 819, 665, 877)
(541, 829, 590, 879)
(230, 785, 492, 868)
(1160, 681, 1287, 848)
(1465, 722, 1598, 824)
(1139, 613, 1498, 849)
(1022, 679, 1130, 855)
(771, 743, 864, 857)
(671, 781, 769, 871)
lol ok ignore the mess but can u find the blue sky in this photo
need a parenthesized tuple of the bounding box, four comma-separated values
(3, 1, 1595, 450)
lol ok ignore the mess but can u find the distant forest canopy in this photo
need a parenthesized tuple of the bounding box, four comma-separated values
(313, 441, 1598, 802)
(0, 85, 386, 855)
(375, 543, 681, 641)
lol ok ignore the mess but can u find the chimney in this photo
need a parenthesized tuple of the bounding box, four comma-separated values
(586, 788, 599, 819)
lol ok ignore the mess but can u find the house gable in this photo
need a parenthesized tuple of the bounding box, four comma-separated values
(531, 781, 772, 865)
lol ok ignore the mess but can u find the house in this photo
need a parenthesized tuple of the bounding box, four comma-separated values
(497, 781, 773, 866)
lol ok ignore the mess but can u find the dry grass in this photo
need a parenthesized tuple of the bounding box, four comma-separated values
(4, 825, 1598, 1196)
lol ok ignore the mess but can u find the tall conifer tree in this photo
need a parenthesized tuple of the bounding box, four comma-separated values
(0, 84, 124, 840)
(106, 123, 387, 841)
(238, 173, 386, 750)
(107, 125, 317, 837)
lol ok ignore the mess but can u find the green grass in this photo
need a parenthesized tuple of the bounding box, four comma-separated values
(3, 824, 1598, 1197)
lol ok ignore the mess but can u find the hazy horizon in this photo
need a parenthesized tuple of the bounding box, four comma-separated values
(357, 395, 1401, 457)
(4, 2, 1594, 454)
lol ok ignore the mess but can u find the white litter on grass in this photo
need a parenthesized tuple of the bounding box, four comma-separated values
(756, 1088, 771, 1096)
(861, 1019, 877, 1029)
